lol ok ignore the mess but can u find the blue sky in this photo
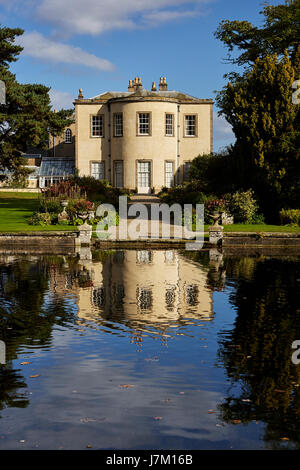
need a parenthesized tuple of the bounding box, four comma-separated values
(0, 0, 283, 151)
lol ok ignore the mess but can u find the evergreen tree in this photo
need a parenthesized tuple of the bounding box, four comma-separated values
(0, 25, 74, 177)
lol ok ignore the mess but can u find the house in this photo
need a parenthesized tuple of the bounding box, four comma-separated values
(9, 77, 213, 191)
(73, 77, 213, 193)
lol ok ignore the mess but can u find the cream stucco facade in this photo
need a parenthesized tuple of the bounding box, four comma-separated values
(73, 77, 213, 193)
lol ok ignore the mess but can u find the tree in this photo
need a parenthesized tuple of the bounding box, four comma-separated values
(215, 1, 300, 217)
(214, 0, 300, 67)
(0, 25, 74, 177)
(216, 51, 300, 208)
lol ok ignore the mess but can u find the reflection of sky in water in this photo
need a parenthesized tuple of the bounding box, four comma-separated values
(1, 250, 298, 450)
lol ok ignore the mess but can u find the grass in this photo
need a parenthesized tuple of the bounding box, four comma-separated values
(0, 192, 299, 234)
(0, 192, 76, 232)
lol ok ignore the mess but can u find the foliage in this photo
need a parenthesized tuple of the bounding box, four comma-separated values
(41, 181, 83, 200)
(38, 197, 62, 215)
(70, 175, 130, 206)
(279, 208, 300, 226)
(214, 0, 300, 66)
(159, 182, 207, 205)
(225, 189, 258, 223)
(0, 25, 74, 178)
(74, 199, 94, 212)
(215, 1, 300, 218)
(28, 211, 52, 226)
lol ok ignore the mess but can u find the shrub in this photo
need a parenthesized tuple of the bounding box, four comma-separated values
(28, 212, 52, 226)
(279, 209, 300, 226)
(226, 189, 258, 223)
(38, 197, 62, 214)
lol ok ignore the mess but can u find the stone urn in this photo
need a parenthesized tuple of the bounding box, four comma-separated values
(58, 199, 69, 222)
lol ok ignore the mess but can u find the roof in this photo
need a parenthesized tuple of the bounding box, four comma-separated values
(39, 157, 75, 177)
(77, 89, 213, 104)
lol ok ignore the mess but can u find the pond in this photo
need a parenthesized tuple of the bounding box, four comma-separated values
(0, 248, 299, 450)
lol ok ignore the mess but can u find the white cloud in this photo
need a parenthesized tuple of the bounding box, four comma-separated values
(34, 0, 212, 36)
(16, 32, 115, 72)
(49, 90, 75, 110)
(213, 112, 235, 150)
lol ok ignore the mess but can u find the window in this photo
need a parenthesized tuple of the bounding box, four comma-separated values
(184, 115, 196, 137)
(114, 113, 123, 137)
(137, 287, 153, 311)
(165, 114, 174, 136)
(138, 113, 150, 135)
(184, 162, 191, 182)
(165, 161, 174, 188)
(91, 115, 104, 137)
(64, 128, 72, 143)
(92, 287, 105, 308)
(91, 162, 105, 180)
(114, 161, 124, 188)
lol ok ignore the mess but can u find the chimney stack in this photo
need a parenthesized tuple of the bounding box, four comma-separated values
(159, 77, 167, 91)
(78, 88, 84, 99)
(133, 76, 142, 91)
(128, 79, 134, 92)
(151, 81, 157, 91)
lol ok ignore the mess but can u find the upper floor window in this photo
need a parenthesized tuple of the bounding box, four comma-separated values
(184, 115, 197, 137)
(91, 115, 104, 137)
(114, 113, 123, 137)
(64, 128, 72, 143)
(137, 113, 150, 135)
(165, 114, 174, 136)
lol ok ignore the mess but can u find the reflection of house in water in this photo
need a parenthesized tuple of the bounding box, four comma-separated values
(73, 250, 213, 334)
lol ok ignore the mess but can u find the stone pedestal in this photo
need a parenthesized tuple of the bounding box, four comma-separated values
(76, 222, 92, 246)
(209, 225, 224, 245)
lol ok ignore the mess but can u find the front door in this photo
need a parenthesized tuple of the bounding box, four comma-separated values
(137, 161, 151, 194)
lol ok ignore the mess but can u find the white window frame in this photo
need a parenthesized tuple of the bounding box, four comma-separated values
(138, 113, 150, 135)
(91, 161, 105, 180)
(91, 115, 104, 137)
(64, 128, 72, 143)
(165, 114, 174, 136)
(165, 161, 174, 188)
(184, 115, 196, 137)
(114, 113, 123, 137)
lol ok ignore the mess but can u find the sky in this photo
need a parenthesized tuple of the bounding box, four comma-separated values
(0, 0, 283, 151)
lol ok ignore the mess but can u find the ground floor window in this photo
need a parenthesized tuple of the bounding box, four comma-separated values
(183, 161, 191, 182)
(114, 161, 124, 188)
(91, 161, 105, 180)
(165, 161, 174, 188)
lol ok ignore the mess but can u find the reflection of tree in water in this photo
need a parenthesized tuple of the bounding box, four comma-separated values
(216, 256, 300, 448)
(0, 256, 77, 416)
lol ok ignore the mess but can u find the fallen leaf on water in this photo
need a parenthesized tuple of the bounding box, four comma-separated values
(119, 384, 134, 388)
(274, 389, 286, 393)
(280, 437, 290, 441)
(179, 392, 185, 395)
(29, 375, 40, 378)
(80, 418, 97, 423)
(86, 444, 92, 448)
(242, 399, 252, 402)
(163, 399, 171, 403)
(153, 416, 163, 420)
(21, 362, 32, 365)
(233, 420, 241, 424)
(207, 410, 215, 414)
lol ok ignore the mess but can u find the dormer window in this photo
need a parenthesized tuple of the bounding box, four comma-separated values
(64, 128, 72, 143)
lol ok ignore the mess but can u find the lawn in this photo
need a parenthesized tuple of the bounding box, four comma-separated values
(0, 192, 299, 234)
(0, 192, 76, 232)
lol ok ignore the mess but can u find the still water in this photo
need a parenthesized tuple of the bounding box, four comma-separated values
(0, 248, 299, 450)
